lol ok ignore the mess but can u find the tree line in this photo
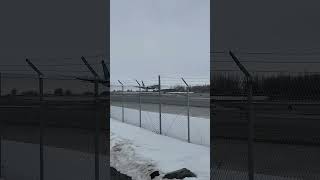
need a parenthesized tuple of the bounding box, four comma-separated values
(4, 88, 109, 97)
(212, 73, 320, 100)
(5, 73, 319, 100)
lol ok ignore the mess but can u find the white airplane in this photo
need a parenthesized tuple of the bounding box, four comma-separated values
(134, 81, 176, 93)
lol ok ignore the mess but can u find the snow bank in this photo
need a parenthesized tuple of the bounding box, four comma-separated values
(111, 106, 210, 147)
(110, 118, 210, 180)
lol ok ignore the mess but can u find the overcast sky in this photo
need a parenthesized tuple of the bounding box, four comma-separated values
(110, 0, 210, 86)
(0, 0, 106, 94)
(212, 0, 320, 74)
(1, 0, 320, 92)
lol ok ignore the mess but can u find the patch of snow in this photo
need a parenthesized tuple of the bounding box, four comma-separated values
(110, 118, 210, 180)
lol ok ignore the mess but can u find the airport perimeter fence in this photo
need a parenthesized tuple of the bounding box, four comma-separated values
(0, 55, 111, 180)
(212, 50, 320, 180)
(110, 76, 210, 147)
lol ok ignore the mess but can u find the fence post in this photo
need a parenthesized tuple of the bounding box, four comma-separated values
(0, 72, 2, 97)
(0, 72, 1, 178)
(39, 76, 44, 180)
(118, 80, 124, 122)
(80, 56, 102, 180)
(0, 128, 1, 179)
(247, 77, 254, 180)
(182, 78, 190, 143)
(94, 78, 99, 98)
(94, 78, 100, 180)
(158, 75, 162, 135)
(229, 51, 254, 180)
(26, 58, 45, 180)
(135, 80, 142, 127)
(0, 132, 1, 179)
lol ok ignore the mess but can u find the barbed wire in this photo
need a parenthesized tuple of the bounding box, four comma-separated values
(0, 62, 104, 67)
(26, 53, 106, 62)
(211, 49, 320, 55)
(213, 60, 320, 63)
(210, 69, 320, 73)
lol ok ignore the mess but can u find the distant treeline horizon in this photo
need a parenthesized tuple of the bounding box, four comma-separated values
(212, 73, 320, 100)
(3, 74, 319, 100)
(1, 88, 109, 97)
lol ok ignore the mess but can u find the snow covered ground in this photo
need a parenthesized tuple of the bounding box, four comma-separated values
(111, 106, 210, 147)
(110, 118, 210, 180)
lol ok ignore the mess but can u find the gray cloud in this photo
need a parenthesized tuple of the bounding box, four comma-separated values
(111, 0, 210, 85)
(212, 0, 320, 73)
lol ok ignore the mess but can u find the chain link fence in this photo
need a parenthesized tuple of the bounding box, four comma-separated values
(110, 76, 210, 147)
(0, 55, 109, 180)
(212, 51, 320, 180)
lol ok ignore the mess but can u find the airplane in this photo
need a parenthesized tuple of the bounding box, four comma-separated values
(134, 80, 177, 93)
(134, 81, 158, 92)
